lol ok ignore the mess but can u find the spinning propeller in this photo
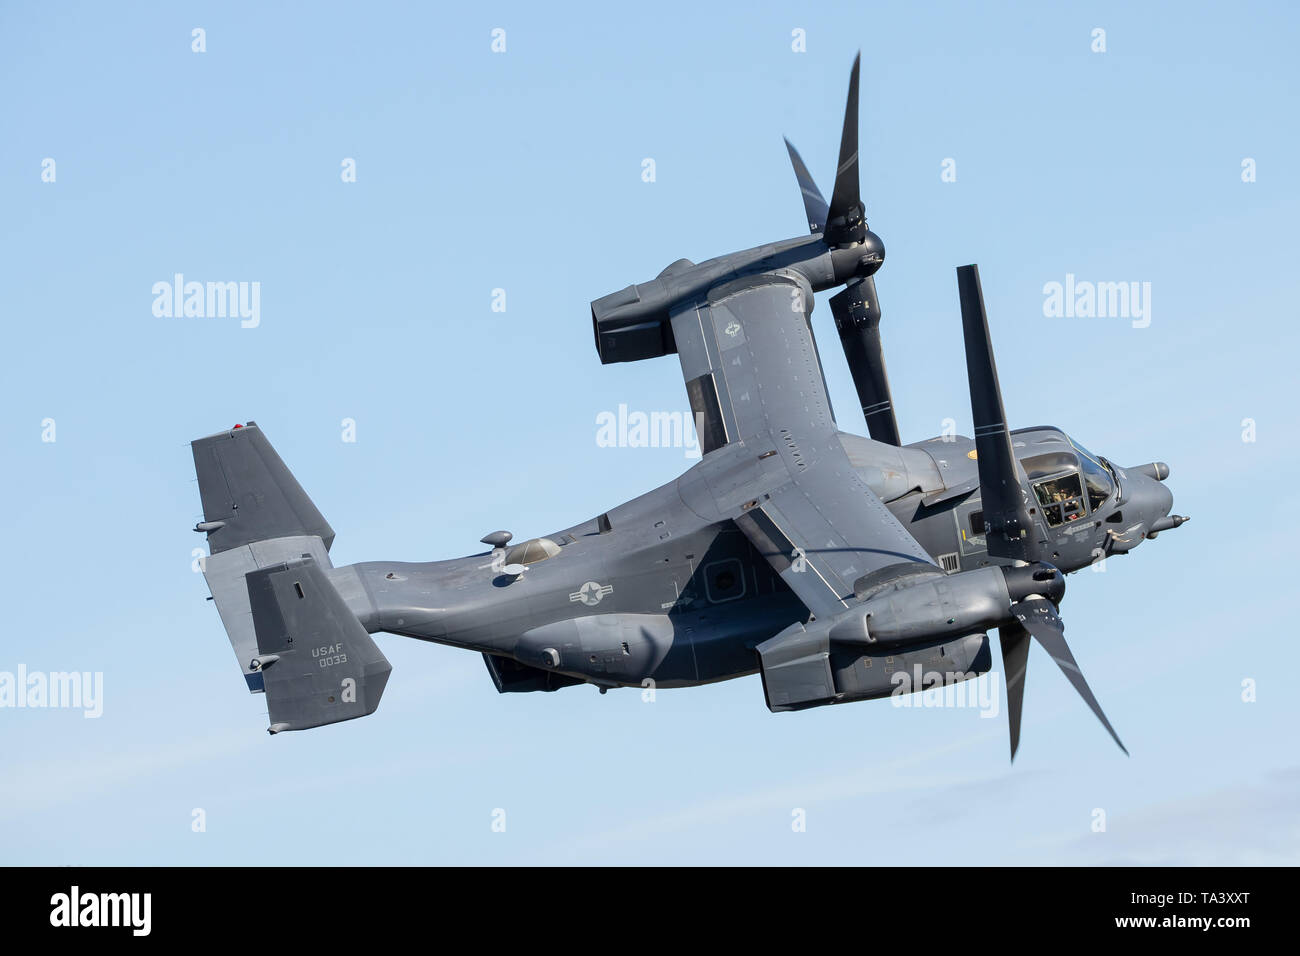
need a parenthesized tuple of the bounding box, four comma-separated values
(784, 54, 899, 446)
(957, 264, 1127, 760)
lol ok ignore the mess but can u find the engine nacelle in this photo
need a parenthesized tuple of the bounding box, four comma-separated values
(591, 282, 677, 364)
(830, 632, 992, 703)
(756, 562, 1059, 712)
(756, 618, 992, 712)
(829, 566, 1011, 648)
(829, 563, 1065, 648)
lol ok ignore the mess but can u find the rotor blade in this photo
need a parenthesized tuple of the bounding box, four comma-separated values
(784, 138, 829, 235)
(1013, 598, 1128, 756)
(956, 264, 1037, 562)
(831, 276, 900, 445)
(825, 52, 866, 246)
(998, 621, 1031, 761)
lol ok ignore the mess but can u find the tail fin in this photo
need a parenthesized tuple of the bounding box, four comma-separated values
(192, 421, 333, 555)
(191, 423, 391, 733)
(247, 557, 391, 733)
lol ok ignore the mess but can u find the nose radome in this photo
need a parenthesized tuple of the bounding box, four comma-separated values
(1154, 479, 1173, 518)
(1130, 474, 1173, 533)
(1109, 469, 1179, 552)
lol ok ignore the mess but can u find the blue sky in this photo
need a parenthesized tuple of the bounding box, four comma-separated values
(2, 0, 1297, 864)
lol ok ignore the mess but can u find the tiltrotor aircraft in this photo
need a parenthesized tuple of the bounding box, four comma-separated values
(191, 55, 1186, 758)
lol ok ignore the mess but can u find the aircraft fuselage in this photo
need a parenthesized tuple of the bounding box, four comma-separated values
(324, 424, 1173, 695)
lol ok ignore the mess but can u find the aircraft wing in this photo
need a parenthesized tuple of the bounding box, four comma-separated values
(671, 273, 938, 619)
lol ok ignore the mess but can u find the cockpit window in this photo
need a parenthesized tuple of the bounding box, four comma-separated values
(1022, 451, 1078, 480)
(1033, 474, 1086, 526)
(1068, 438, 1116, 512)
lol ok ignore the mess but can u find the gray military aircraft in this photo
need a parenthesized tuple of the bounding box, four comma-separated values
(191, 55, 1186, 758)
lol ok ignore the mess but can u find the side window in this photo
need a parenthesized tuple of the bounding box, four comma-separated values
(1083, 473, 1111, 512)
(1033, 474, 1086, 527)
(704, 558, 746, 604)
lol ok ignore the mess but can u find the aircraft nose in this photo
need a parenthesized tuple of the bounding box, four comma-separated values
(1108, 472, 1175, 554)
(1142, 477, 1192, 538)
(1129, 473, 1173, 541)
(1156, 479, 1173, 517)
(1132, 474, 1173, 524)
